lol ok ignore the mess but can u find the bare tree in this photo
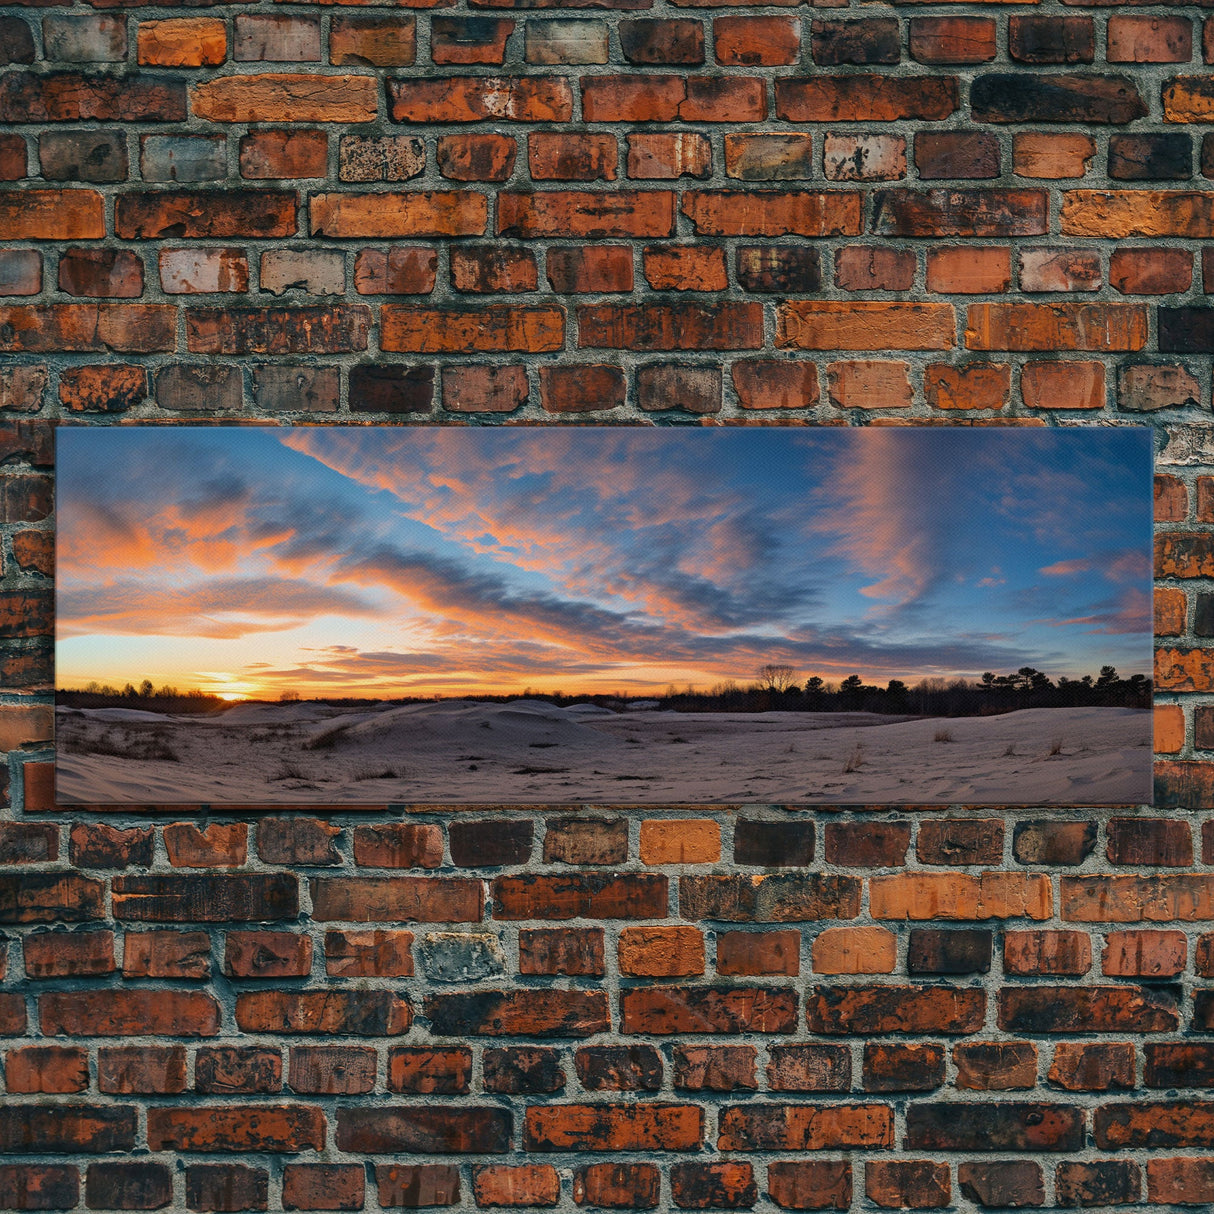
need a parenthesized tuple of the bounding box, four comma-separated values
(757, 664, 798, 694)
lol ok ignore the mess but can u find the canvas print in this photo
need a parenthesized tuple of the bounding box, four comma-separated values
(55, 425, 1153, 806)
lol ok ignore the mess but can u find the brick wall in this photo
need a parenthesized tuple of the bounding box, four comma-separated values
(3, 0, 1214, 1209)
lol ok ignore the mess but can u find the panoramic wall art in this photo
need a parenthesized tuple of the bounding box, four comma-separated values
(55, 425, 1153, 807)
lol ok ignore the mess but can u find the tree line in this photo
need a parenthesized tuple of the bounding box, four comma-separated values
(59, 682, 225, 715)
(656, 664, 1151, 716)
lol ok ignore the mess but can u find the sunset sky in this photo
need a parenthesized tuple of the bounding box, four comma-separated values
(56, 426, 1153, 701)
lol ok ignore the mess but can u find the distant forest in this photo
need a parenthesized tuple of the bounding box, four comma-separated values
(657, 664, 1152, 716)
(60, 665, 1150, 718)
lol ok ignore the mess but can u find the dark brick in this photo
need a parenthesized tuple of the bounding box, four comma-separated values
(1013, 821, 1096, 865)
(736, 247, 821, 295)
(907, 929, 992, 974)
(971, 74, 1147, 124)
(483, 1047, 565, 1094)
(733, 819, 814, 867)
(1109, 134, 1192, 181)
(811, 19, 899, 65)
(348, 364, 434, 412)
(85, 1163, 172, 1210)
(906, 1103, 1083, 1152)
(449, 819, 533, 867)
(1009, 16, 1095, 64)
(863, 1043, 946, 1093)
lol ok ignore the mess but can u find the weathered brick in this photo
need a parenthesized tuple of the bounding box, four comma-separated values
(138, 18, 226, 67)
(1055, 1160, 1140, 1206)
(185, 1165, 268, 1213)
(636, 363, 720, 414)
(432, 16, 512, 64)
(117, 191, 296, 239)
(910, 17, 995, 64)
(330, 15, 416, 67)
(866, 1161, 950, 1210)
(999, 985, 1179, 1033)
(777, 76, 956, 122)
(1049, 1042, 1135, 1093)
(0, 72, 185, 123)
(353, 246, 436, 295)
(240, 130, 328, 180)
(381, 304, 562, 353)
(194, 74, 376, 122)
(390, 76, 571, 123)
(906, 1104, 1083, 1153)
(618, 925, 705, 977)
(528, 19, 608, 65)
(863, 1043, 946, 1094)
(806, 986, 985, 1035)
(719, 1104, 892, 1152)
(59, 364, 147, 413)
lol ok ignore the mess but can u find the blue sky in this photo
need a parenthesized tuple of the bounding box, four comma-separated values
(56, 426, 1153, 699)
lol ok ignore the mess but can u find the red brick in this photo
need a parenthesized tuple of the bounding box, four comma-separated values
(540, 364, 624, 413)
(0, 71, 185, 123)
(1055, 1161, 1140, 1206)
(731, 361, 818, 410)
(583, 74, 764, 123)
(1048, 1041, 1135, 1092)
(717, 930, 800, 976)
(40, 989, 220, 1037)
(528, 131, 616, 181)
(0, 304, 175, 353)
(643, 244, 727, 291)
(863, 1043, 946, 1093)
(925, 363, 1010, 411)
(1109, 16, 1193, 63)
(5, 1045, 88, 1094)
(767, 1162, 851, 1211)
(865, 1161, 950, 1210)
(474, 1165, 560, 1209)
(193, 73, 374, 122)
(776, 76, 957, 122)
(58, 364, 147, 413)
(579, 302, 761, 350)
(636, 364, 721, 414)
(185, 1164, 268, 1213)
(719, 1104, 892, 1151)
(1013, 132, 1096, 180)
(149, 1105, 323, 1153)
(431, 16, 509, 64)
(325, 929, 414, 977)
(573, 1162, 659, 1209)
(1021, 360, 1105, 409)
(1156, 474, 1188, 522)
(390, 76, 571, 123)
(1107, 818, 1193, 866)
(500, 190, 673, 238)
(288, 1046, 375, 1096)
(621, 986, 796, 1034)
(338, 1107, 510, 1155)
(714, 16, 799, 65)
(827, 360, 913, 409)
(627, 132, 711, 180)
(353, 823, 443, 868)
(954, 1041, 1038, 1091)
(124, 929, 210, 979)
(807, 986, 985, 1035)
(23, 930, 114, 977)
(138, 18, 227, 66)
(916, 131, 1000, 180)
(380, 305, 562, 353)
(235, 990, 411, 1035)
(1010, 15, 1095, 64)
(330, 15, 415, 66)
(236, 131, 325, 181)
(443, 364, 529, 413)
(618, 925, 705, 977)
(812, 927, 897, 975)
(117, 190, 296, 238)
(164, 821, 247, 868)
(1155, 703, 1186, 753)
(1148, 1159, 1214, 1205)
(909, 17, 996, 64)
(874, 189, 1047, 238)
(671, 1162, 756, 1210)
(1111, 247, 1192, 295)
(225, 931, 313, 978)
(282, 1165, 363, 1212)
(546, 246, 633, 293)
(619, 19, 703, 66)
(518, 927, 605, 976)
(451, 245, 537, 293)
(436, 133, 516, 182)
(835, 247, 915, 292)
(311, 192, 486, 238)
(767, 1044, 850, 1093)
(1102, 930, 1186, 977)
(683, 190, 860, 237)
(353, 246, 437, 295)
(778, 302, 954, 351)
(527, 1104, 702, 1152)
(427, 989, 608, 1038)
(375, 1164, 460, 1209)
(926, 246, 1011, 294)
(388, 1047, 471, 1094)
